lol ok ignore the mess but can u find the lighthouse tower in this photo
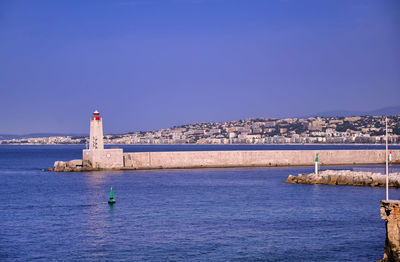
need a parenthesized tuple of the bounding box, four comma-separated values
(89, 110, 104, 150)
(83, 110, 123, 169)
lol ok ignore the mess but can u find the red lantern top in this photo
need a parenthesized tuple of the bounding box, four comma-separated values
(92, 110, 101, 120)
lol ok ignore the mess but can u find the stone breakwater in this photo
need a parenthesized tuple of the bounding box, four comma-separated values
(286, 170, 400, 187)
(54, 149, 400, 172)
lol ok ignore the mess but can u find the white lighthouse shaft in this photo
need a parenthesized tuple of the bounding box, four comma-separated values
(89, 111, 104, 150)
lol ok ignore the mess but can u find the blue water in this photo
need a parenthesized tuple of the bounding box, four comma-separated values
(1, 145, 400, 261)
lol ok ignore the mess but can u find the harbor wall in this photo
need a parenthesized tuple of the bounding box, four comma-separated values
(122, 150, 400, 170)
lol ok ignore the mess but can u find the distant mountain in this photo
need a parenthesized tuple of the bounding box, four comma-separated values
(310, 110, 363, 118)
(0, 133, 87, 140)
(367, 106, 400, 116)
(312, 106, 400, 118)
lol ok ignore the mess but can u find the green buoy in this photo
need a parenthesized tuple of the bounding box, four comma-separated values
(108, 187, 116, 205)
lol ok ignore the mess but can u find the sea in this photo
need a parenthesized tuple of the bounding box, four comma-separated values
(1, 144, 400, 261)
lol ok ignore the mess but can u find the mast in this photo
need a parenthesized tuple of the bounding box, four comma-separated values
(386, 117, 389, 201)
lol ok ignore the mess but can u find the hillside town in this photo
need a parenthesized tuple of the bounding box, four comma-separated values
(1, 115, 399, 145)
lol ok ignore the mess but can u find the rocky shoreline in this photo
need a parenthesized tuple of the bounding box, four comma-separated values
(286, 170, 400, 187)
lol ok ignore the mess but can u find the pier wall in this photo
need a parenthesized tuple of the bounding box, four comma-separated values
(122, 150, 400, 170)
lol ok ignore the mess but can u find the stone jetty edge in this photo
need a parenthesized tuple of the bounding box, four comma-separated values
(286, 170, 400, 187)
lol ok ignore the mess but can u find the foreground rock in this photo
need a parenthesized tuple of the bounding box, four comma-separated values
(286, 170, 400, 187)
(380, 200, 400, 262)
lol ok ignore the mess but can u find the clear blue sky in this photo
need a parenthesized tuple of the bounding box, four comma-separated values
(1, 0, 399, 134)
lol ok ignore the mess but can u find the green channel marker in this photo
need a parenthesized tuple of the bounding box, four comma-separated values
(108, 187, 116, 205)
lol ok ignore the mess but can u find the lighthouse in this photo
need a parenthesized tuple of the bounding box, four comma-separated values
(89, 110, 104, 150)
(82, 110, 123, 169)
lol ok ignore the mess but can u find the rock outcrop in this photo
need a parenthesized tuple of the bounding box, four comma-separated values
(380, 200, 400, 262)
(54, 159, 92, 172)
(286, 170, 400, 187)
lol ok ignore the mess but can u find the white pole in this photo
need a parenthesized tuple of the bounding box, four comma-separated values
(315, 161, 318, 175)
(386, 117, 389, 201)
